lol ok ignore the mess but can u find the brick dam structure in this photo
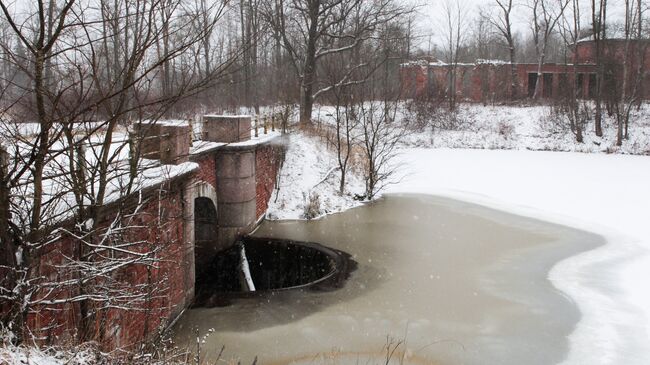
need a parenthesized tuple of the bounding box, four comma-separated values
(190, 116, 284, 277)
(24, 116, 285, 350)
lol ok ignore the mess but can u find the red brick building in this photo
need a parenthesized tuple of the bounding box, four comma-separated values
(401, 39, 650, 102)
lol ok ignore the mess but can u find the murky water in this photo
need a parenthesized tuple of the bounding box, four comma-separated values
(172, 194, 602, 365)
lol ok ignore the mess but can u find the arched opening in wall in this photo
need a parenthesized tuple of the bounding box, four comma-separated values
(193, 237, 357, 308)
(194, 197, 218, 279)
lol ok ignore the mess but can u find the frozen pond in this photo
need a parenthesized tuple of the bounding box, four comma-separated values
(172, 194, 602, 364)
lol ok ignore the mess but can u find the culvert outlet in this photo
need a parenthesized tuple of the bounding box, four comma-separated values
(193, 237, 355, 307)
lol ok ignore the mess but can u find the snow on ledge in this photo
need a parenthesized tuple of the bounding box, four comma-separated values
(190, 141, 226, 155)
(204, 114, 252, 119)
(228, 130, 282, 147)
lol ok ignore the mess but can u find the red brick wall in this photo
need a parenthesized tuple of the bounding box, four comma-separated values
(25, 181, 191, 350)
(255, 143, 285, 219)
(600, 41, 650, 99)
(400, 65, 429, 98)
(401, 62, 614, 102)
(575, 42, 597, 64)
(404, 46, 650, 102)
(194, 154, 217, 190)
(26, 235, 81, 345)
(99, 188, 188, 349)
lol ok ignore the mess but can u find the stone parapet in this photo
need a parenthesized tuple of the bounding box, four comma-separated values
(203, 115, 252, 143)
(133, 122, 191, 165)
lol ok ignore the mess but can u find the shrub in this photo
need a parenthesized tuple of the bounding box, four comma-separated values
(497, 121, 515, 140)
(302, 192, 321, 219)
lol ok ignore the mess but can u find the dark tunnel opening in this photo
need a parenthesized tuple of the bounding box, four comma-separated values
(193, 237, 356, 307)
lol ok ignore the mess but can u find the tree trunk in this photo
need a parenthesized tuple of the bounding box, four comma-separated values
(594, 68, 604, 136)
(508, 43, 517, 99)
(533, 54, 545, 99)
(616, 0, 633, 147)
(592, 0, 606, 137)
(298, 1, 319, 125)
(616, 114, 623, 146)
(30, 51, 48, 235)
(576, 119, 583, 142)
(240, 0, 251, 110)
(448, 66, 456, 110)
(299, 80, 314, 125)
(0, 147, 15, 327)
(201, 0, 211, 77)
(573, 53, 583, 143)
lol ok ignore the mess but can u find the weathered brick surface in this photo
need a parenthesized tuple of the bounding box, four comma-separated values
(255, 142, 285, 219)
(26, 235, 81, 345)
(193, 153, 217, 190)
(25, 181, 191, 350)
(203, 116, 252, 143)
(404, 63, 601, 101)
(402, 40, 650, 102)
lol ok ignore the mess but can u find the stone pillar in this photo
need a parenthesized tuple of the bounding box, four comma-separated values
(132, 122, 190, 165)
(159, 124, 191, 164)
(203, 115, 252, 143)
(135, 123, 161, 160)
(214, 145, 257, 252)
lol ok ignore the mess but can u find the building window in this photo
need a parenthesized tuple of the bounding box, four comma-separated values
(577, 73, 585, 98)
(543, 73, 553, 98)
(528, 73, 538, 98)
(588, 74, 597, 99)
(558, 73, 570, 99)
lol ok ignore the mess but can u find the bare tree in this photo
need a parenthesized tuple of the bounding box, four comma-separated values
(357, 98, 406, 199)
(440, 0, 469, 110)
(486, 0, 519, 99)
(265, 0, 409, 125)
(357, 23, 410, 199)
(0, 0, 235, 345)
(321, 55, 359, 195)
(590, 0, 607, 136)
(614, 0, 645, 146)
(528, 0, 571, 99)
(240, 0, 262, 114)
(557, 0, 586, 142)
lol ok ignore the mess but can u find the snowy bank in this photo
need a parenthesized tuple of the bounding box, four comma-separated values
(311, 103, 650, 155)
(266, 132, 365, 220)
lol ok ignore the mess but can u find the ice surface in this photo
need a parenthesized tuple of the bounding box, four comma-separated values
(386, 148, 650, 365)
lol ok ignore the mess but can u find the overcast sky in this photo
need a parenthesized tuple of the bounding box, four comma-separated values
(415, 0, 628, 51)
(4, 0, 632, 52)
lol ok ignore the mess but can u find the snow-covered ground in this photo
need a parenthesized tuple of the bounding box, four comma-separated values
(270, 103, 650, 220)
(0, 343, 96, 365)
(267, 132, 364, 220)
(312, 103, 650, 155)
(402, 104, 650, 155)
(268, 103, 650, 364)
